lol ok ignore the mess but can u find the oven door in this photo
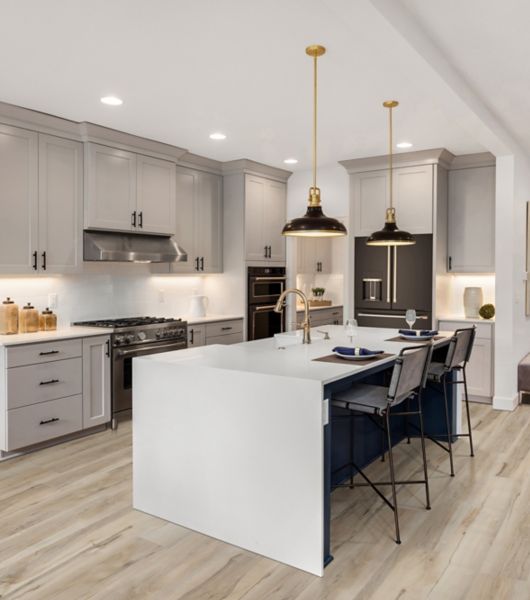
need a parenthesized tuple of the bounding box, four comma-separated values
(248, 304, 284, 341)
(248, 276, 286, 304)
(112, 341, 186, 416)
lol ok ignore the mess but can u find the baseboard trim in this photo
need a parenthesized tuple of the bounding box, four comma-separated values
(493, 394, 519, 411)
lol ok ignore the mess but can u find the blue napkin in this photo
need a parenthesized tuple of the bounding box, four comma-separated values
(399, 329, 438, 336)
(332, 346, 383, 356)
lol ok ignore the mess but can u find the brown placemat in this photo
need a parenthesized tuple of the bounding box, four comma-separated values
(385, 335, 446, 343)
(313, 352, 395, 366)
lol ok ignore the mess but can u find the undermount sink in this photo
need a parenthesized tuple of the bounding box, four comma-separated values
(274, 330, 326, 348)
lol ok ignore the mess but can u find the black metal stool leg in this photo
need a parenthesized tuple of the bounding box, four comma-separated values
(349, 412, 354, 488)
(381, 422, 386, 462)
(405, 397, 411, 444)
(442, 375, 455, 477)
(417, 394, 431, 510)
(385, 411, 401, 544)
(462, 367, 475, 457)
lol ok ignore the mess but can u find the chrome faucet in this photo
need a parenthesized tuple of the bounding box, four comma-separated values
(274, 288, 311, 344)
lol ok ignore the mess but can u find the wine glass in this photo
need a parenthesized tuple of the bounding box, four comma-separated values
(344, 319, 358, 343)
(405, 309, 417, 330)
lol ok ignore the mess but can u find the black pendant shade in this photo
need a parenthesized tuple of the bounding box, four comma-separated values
(282, 205, 347, 237)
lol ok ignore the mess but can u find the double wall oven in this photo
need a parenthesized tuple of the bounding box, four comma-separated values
(247, 267, 286, 340)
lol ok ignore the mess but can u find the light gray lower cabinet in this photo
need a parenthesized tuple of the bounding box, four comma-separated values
(0, 335, 111, 452)
(297, 307, 343, 328)
(188, 319, 243, 347)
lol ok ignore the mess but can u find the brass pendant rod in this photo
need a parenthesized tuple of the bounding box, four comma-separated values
(312, 53, 317, 193)
(388, 103, 393, 210)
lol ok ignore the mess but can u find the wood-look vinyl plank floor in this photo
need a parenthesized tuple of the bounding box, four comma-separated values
(0, 404, 528, 600)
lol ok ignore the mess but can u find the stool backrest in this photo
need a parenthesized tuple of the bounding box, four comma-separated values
(387, 344, 432, 406)
(445, 327, 476, 371)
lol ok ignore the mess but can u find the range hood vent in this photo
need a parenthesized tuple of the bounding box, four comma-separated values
(83, 230, 187, 263)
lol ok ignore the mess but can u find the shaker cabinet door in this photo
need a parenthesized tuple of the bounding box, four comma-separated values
(0, 124, 38, 273)
(82, 335, 111, 428)
(245, 175, 266, 261)
(264, 179, 286, 262)
(137, 154, 176, 235)
(197, 171, 223, 273)
(85, 143, 137, 232)
(38, 135, 83, 273)
(169, 166, 198, 273)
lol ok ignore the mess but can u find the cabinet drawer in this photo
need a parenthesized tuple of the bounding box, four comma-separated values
(7, 338, 82, 367)
(206, 332, 243, 345)
(7, 357, 82, 409)
(205, 319, 243, 338)
(438, 321, 492, 340)
(7, 394, 82, 451)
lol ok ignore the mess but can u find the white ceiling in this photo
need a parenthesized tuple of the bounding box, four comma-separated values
(0, 0, 498, 170)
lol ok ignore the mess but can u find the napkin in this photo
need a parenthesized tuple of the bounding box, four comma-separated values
(332, 346, 383, 356)
(398, 329, 438, 336)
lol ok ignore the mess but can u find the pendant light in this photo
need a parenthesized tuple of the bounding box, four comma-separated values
(366, 101, 415, 246)
(282, 45, 347, 238)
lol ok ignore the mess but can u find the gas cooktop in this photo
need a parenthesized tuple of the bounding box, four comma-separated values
(73, 316, 183, 329)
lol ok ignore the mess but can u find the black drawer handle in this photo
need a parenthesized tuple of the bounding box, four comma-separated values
(39, 350, 59, 356)
(39, 417, 60, 425)
(221, 326, 233, 331)
(39, 379, 60, 386)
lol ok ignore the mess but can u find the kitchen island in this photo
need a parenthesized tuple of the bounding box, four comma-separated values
(132, 326, 455, 576)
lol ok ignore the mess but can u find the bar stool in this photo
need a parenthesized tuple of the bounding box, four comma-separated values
(331, 344, 432, 544)
(426, 327, 476, 477)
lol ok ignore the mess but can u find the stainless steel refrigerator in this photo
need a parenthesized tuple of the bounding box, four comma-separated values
(354, 234, 433, 329)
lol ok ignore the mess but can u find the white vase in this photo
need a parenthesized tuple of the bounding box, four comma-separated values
(463, 287, 483, 318)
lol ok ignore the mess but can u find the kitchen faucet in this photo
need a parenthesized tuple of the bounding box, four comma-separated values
(274, 288, 311, 344)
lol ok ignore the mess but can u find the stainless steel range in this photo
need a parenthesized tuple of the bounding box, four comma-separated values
(73, 317, 187, 429)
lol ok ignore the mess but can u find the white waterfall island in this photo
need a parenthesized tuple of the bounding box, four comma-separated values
(132, 326, 454, 576)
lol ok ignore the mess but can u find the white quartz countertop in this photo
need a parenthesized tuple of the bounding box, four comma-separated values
(139, 325, 452, 385)
(0, 326, 113, 346)
(296, 304, 343, 312)
(437, 315, 495, 324)
(183, 314, 244, 325)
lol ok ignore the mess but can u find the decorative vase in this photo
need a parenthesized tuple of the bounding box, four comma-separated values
(463, 287, 483, 318)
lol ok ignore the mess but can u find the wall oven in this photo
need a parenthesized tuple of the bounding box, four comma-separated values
(247, 266, 286, 340)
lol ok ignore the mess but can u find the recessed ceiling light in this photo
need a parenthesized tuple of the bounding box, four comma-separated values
(396, 141, 413, 149)
(209, 132, 226, 140)
(100, 95, 123, 106)
(283, 158, 298, 165)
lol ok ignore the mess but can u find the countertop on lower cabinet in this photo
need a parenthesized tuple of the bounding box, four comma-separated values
(437, 315, 495, 324)
(296, 304, 343, 312)
(0, 326, 113, 346)
(183, 314, 243, 325)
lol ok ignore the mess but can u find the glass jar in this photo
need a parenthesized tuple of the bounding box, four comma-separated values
(39, 308, 57, 331)
(0, 297, 19, 334)
(19, 303, 39, 333)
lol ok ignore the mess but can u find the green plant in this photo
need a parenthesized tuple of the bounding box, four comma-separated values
(479, 303, 495, 319)
(311, 287, 325, 297)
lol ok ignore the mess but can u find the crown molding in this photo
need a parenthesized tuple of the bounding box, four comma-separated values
(340, 148, 455, 173)
(449, 152, 496, 170)
(222, 159, 292, 182)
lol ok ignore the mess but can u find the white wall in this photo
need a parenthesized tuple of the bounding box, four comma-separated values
(0, 265, 230, 327)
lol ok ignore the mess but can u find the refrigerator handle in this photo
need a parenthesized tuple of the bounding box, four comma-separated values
(386, 246, 391, 303)
(393, 247, 397, 303)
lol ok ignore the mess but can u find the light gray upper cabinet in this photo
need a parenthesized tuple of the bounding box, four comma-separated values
(0, 125, 82, 275)
(85, 143, 137, 232)
(38, 135, 83, 273)
(85, 143, 176, 235)
(0, 124, 38, 273)
(448, 166, 495, 273)
(165, 166, 223, 274)
(136, 154, 176, 235)
(245, 175, 286, 263)
(297, 238, 333, 274)
(352, 165, 433, 236)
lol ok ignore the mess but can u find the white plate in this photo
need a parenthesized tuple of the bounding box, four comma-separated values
(332, 351, 383, 361)
(399, 333, 435, 341)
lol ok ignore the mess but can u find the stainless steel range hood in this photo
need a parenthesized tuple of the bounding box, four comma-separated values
(83, 230, 187, 263)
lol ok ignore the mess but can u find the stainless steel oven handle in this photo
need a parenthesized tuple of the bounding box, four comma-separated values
(252, 277, 286, 282)
(114, 342, 186, 358)
(254, 304, 278, 312)
(357, 313, 429, 320)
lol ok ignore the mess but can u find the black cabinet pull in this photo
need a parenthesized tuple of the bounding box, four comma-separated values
(39, 378, 59, 386)
(105, 339, 110, 357)
(264, 246, 268, 258)
(39, 350, 59, 356)
(41, 251, 47, 270)
(131, 211, 137, 227)
(190, 329, 194, 344)
(448, 256, 452, 271)
(195, 257, 200, 271)
(200, 257, 204, 271)
(221, 326, 233, 331)
(39, 417, 60, 425)
(269, 246, 272, 258)
(32, 251, 38, 270)
(138, 211, 143, 228)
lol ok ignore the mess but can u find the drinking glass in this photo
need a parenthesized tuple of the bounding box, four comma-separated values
(344, 318, 358, 343)
(405, 309, 417, 330)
